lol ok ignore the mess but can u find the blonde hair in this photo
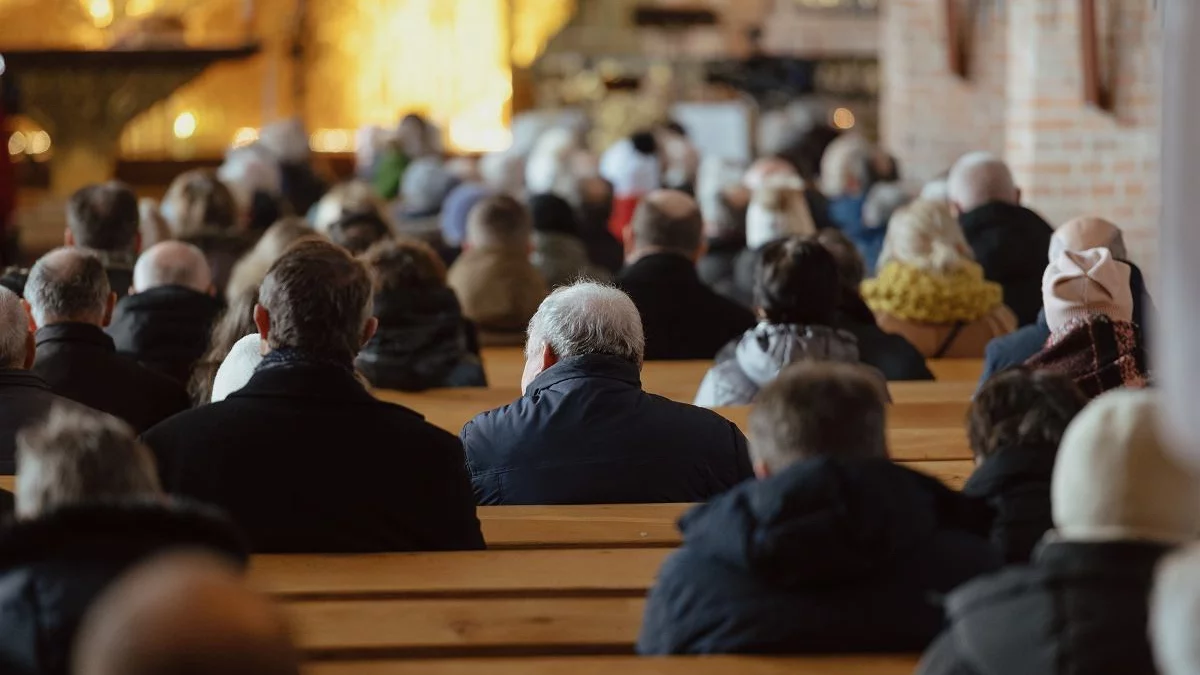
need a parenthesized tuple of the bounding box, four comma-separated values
(877, 199, 975, 275)
(311, 181, 392, 237)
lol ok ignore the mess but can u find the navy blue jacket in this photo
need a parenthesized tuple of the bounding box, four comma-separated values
(638, 458, 1000, 655)
(462, 355, 753, 505)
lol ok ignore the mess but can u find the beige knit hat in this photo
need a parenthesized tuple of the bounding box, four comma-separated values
(1049, 216, 1128, 262)
(1052, 389, 1200, 544)
(1043, 248, 1133, 333)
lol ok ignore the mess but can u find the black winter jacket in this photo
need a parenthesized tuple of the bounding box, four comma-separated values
(0, 370, 83, 474)
(918, 540, 1171, 675)
(0, 500, 246, 675)
(958, 203, 1055, 327)
(107, 285, 223, 385)
(463, 355, 753, 505)
(962, 444, 1057, 564)
(637, 458, 1000, 655)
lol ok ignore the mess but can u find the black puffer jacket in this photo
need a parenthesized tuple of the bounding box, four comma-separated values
(958, 203, 1055, 327)
(918, 540, 1170, 675)
(962, 444, 1057, 564)
(107, 285, 223, 385)
(356, 287, 486, 391)
(637, 458, 1000, 655)
(0, 500, 247, 675)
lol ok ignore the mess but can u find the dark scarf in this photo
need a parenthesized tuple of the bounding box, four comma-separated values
(257, 347, 357, 375)
(1025, 315, 1149, 399)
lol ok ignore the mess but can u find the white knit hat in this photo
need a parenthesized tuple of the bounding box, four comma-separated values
(211, 334, 264, 403)
(1052, 389, 1200, 544)
(1043, 248, 1133, 333)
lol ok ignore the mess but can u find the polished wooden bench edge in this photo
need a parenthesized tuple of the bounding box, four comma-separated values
(305, 655, 922, 675)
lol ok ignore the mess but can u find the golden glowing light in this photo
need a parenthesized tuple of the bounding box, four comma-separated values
(7, 132, 26, 156)
(28, 131, 52, 155)
(123, 0, 158, 17)
(309, 128, 354, 154)
(173, 112, 197, 140)
(832, 107, 857, 130)
(232, 127, 260, 148)
(512, 0, 576, 68)
(85, 0, 114, 28)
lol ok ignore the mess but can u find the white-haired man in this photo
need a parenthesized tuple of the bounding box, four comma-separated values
(106, 241, 221, 385)
(947, 152, 1054, 326)
(0, 286, 80, 474)
(0, 405, 246, 675)
(461, 281, 752, 505)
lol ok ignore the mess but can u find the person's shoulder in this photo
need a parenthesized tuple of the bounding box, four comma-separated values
(944, 562, 1051, 620)
(648, 390, 744, 434)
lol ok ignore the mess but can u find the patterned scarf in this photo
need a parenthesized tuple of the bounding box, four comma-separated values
(861, 261, 1004, 324)
(1025, 314, 1149, 400)
(256, 347, 357, 375)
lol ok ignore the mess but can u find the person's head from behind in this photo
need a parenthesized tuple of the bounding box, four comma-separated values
(625, 190, 705, 263)
(362, 237, 447, 298)
(1043, 247, 1133, 333)
(66, 182, 140, 254)
(465, 195, 532, 253)
(1049, 216, 1128, 263)
(25, 248, 116, 329)
(745, 174, 816, 250)
(326, 211, 392, 256)
(255, 239, 377, 365)
(521, 282, 644, 394)
(226, 217, 317, 305)
(132, 241, 213, 295)
(1052, 389, 1200, 545)
(876, 199, 975, 275)
(862, 182, 912, 230)
(947, 152, 1020, 215)
(1151, 543, 1200, 675)
(162, 170, 239, 238)
(15, 405, 161, 520)
(0, 287, 35, 370)
(753, 237, 840, 327)
(814, 229, 869, 316)
(969, 368, 1088, 464)
(748, 361, 888, 478)
(311, 181, 389, 238)
(819, 134, 873, 198)
(73, 553, 299, 675)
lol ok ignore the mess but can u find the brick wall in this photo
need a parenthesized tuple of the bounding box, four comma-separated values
(882, 0, 1161, 281)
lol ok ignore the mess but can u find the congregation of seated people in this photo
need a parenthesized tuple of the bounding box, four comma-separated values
(0, 113, 1186, 675)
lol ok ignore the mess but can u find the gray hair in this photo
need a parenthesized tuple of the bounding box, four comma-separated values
(133, 241, 212, 293)
(26, 247, 111, 327)
(0, 287, 30, 369)
(525, 282, 645, 366)
(16, 405, 161, 519)
(947, 152, 1019, 212)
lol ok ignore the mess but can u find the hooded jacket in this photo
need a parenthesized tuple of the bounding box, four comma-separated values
(356, 286, 486, 391)
(917, 540, 1171, 675)
(638, 458, 1000, 655)
(694, 323, 865, 407)
(962, 444, 1057, 564)
(107, 285, 223, 385)
(0, 500, 247, 675)
(957, 203, 1055, 327)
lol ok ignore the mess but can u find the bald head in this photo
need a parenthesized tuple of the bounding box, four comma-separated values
(74, 554, 299, 675)
(947, 152, 1020, 214)
(25, 247, 113, 327)
(628, 190, 704, 261)
(133, 241, 213, 294)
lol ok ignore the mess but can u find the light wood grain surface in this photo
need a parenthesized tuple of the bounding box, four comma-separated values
(478, 504, 689, 549)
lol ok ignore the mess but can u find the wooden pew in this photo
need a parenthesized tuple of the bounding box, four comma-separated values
(306, 655, 922, 675)
(0, 475, 11, 492)
(480, 504, 688, 549)
(927, 358, 984, 383)
(251, 549, 670, 601)
(286, 596, 646, 658)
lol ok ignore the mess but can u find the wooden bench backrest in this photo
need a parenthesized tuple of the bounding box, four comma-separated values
(305, 655, 922, 675)
(479, 503, 689, 548)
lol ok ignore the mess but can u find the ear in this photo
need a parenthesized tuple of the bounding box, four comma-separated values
(1013, 186, 1023, 204)
(100, 292, 116, 328)
(541, 341, 559, 372)
(361, 316, 379, 347)
(207, 284, 217, 297)
(134, 232, 143, 254)
(253, 304, 271, 342)
(622, 226, 635, 259)
(21, 300, 35, 330)
(752, 459, 771, 480)
(63, 229, 74, 247)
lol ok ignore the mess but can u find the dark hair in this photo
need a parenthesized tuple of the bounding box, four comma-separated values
(328, 211, 392, 256)
(969, 368, 1088, 459)
(754, 237, 840, 326)
(362, 237, 446, 292)
(258, 239, 372, 362)
(630, 131, 658, 155)
(629, 193, 703, 256)
(664, 120, 687, 137)
(190, 284, 260, 404)
(749, 361, 888, 471)
(67, 182, 140, 252)
(529, 194, 580, 237)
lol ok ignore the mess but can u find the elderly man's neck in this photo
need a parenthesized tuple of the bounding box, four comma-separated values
(626, 246, 696, 266)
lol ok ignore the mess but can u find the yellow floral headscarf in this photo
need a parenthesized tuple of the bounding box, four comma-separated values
(861, 261, 1004, 324)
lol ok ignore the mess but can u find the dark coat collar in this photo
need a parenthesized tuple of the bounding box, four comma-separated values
(1033, 539, 1172, 574)
(958, 201, 1051, 235)
(0, 499, 248, 569)
(231, 362, 424, 417)
(0, 369, 52, 392)
(114, 285, 222, 314)
(527, 354, 643, 392)
(963, 444, 1058, 498)
(619, 252, 702, 285)
(35, 322, 115, 351)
